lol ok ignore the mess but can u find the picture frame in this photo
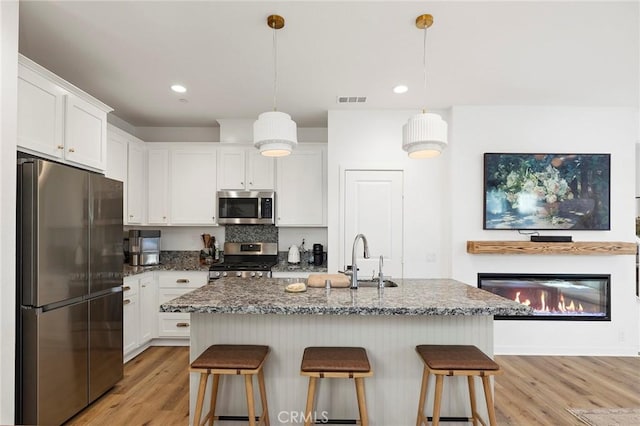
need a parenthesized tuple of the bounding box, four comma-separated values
(483, 153, 611, 230)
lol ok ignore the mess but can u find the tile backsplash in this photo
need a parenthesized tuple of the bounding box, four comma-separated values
(225, 225, 278, 243)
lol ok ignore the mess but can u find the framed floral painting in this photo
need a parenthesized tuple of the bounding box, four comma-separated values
(483, 153, 610, 230)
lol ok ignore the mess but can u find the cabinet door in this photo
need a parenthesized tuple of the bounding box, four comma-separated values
(247, 150, 275, 190)
(126, 141, 145, 224)
(147, 148, 169, 224)
(106, 127, 128, 182)
(217, 148, 246, 190)
(138, 275, 157, 344)
(276, 147, 326, 226)
(122, 278, 139, 355)
(170, 148, 217, 224)
(64, 94, 107, 171)
(17, 65, 65, 159)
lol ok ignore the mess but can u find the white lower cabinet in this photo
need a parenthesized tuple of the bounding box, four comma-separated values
(122, 277, 140, 356)
(123, 272, 158, 361)
(157, 271, 208, 338)
(138, 274, 157, 344)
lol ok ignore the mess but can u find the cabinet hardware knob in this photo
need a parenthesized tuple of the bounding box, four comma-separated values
(241, 181, 244, 186)
(123, 299, 131, 305)
(57, 145, 64, 149)
(68, 148, 75, 153)
(122, 286, 131, 291)
(176, 279, 190, 283)
(141, 284, 146, 288)
(212, 216, 215, 220)
(163, 216, 166, 219)
(129, 215, 133, 218)
(176, 322, 190, 328)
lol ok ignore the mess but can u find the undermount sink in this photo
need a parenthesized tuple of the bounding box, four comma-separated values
(356, 279, 398, 288)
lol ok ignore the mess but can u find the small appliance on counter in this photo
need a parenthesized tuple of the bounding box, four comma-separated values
(128, 229, 161, 266)
(312, 243, 325, 266)
(287, 244, 300, 264)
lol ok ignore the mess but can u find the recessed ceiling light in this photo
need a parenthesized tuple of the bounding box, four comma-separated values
(171, 84, 187, 93)
(393, 85, 408, 94)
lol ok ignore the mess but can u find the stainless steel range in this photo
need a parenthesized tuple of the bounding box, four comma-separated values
(209, 242, 278, 281)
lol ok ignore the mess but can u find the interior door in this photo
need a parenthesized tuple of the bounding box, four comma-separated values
(343, 170, 403, 278)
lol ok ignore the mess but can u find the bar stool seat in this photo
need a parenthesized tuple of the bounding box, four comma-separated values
(300, 347, 373, 426)
(415, 345, 502, 426)
(190, 344, 270, 426)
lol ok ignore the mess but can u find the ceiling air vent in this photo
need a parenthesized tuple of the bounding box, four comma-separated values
(336, 96, 367, 104)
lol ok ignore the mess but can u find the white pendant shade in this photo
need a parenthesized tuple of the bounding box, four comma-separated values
(253, 111, 298, 157)
(402, 112, 448, 158)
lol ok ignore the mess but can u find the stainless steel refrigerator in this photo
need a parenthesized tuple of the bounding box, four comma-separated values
(16, 157, 124, 425)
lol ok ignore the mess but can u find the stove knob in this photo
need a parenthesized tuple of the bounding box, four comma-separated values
(256, 271, 263, 278)
(250, 272, 256, 278)
(214, 272, 221, 278)
(222, 272, 228, 277)
(235, 271, 242, 277)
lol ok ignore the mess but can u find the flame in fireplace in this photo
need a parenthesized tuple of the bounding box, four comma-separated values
(512, 290, 585, 314)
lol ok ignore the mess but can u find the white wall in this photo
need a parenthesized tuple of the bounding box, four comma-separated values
(0, 1, 18, 422)
(146, 225, 327, 253)
(328, 106, 639, 356)
(277, 227, 327, 253)
(449, 106, 639, 356)
(327, 110, 451, 278)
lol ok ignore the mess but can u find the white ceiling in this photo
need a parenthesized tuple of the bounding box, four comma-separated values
(18, 1, 639, 128)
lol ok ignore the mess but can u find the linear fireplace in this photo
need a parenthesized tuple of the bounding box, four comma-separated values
(478, 273, 610, 321)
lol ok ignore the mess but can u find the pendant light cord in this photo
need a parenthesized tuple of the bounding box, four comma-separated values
(422, 26, 428, 114)
(272, 25, 278, 112)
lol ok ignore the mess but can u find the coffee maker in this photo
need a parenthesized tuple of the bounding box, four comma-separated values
(128, 229, 161, 266)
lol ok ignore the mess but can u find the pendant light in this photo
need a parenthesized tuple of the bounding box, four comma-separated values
(254, 14, 298, 157)
(402, 14, 448, 159)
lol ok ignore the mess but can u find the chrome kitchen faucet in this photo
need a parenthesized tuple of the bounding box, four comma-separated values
(347, 234, 370, 289)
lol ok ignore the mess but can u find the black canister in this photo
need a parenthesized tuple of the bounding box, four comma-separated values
(313, 243, 324, 266)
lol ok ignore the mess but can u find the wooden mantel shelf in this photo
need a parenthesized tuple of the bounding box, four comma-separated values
(466, 240, 637, 255)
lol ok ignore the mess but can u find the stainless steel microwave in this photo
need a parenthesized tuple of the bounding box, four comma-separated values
(217, 191, 275, 225)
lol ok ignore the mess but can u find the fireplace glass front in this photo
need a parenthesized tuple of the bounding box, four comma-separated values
(478, 273, 610, 321)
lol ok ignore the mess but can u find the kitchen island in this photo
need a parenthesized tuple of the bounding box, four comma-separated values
(162, 278, 530, 426)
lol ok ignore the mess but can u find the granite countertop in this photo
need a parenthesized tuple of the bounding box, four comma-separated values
(124, 258, 210, 277)
(160, 277, 532, 316)
(271, 262, 328, 273)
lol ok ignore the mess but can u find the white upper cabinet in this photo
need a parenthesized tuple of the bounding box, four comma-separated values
(17, 65, 65, 159)
(17, 55, 112, 172)
(106, 125, 128, 182)
(276, 144, 327, 226)
(64, 95, 107, 170)
(247, 149, 276, 190)
(127, 139, 146, 224)
(170, 145, 217, 225)
(146, 146, 170, 225)
(217, 145, 274, 191)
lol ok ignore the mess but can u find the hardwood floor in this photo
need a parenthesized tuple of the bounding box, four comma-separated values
(66, 347, 640, 425)
(495, 355, 640, 425)
(65, 347, 190, 425)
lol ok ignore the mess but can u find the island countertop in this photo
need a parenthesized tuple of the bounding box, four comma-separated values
(160, 277, 532, 316)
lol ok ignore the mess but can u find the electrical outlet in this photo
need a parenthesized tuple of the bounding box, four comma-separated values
(425, 253, 436, 263)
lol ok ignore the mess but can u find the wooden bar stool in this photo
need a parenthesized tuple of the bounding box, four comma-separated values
(415, 345, 502, 426)
(300, 347, 373, 426)
(190, 344, 270, 426)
